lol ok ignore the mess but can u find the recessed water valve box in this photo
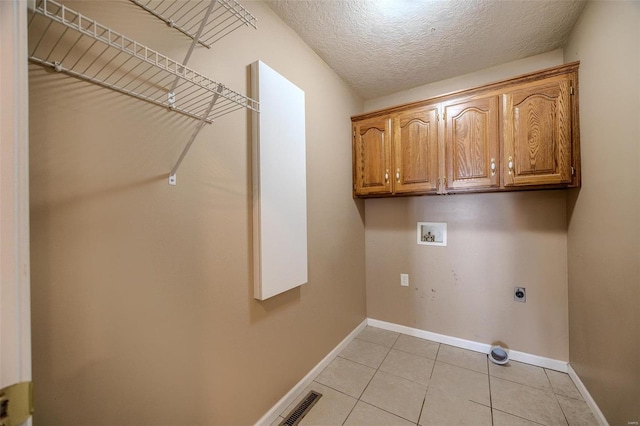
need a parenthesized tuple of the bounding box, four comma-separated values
(417, 222, 447, 246)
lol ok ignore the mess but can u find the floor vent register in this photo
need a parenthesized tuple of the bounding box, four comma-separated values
(279, 390, 322, 426)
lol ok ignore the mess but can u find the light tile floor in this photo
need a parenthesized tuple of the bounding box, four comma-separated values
(273, 326, 599, 426)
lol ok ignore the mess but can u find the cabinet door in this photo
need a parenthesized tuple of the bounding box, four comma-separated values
(392, 106, 439, 194)
(502, 74, 572, 186)
(444, 95, 500, 191)
(353, 116, 392, 196)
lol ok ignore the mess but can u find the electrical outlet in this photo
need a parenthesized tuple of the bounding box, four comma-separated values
(400, 274, 409, 287)
(514, 287, 526, 302)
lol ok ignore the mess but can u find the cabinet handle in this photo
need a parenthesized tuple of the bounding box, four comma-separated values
(396, 168, 400, 183)
(385, 169, 389, 183)
(491, 158, 496, 176)
(508, 156, 514, 175)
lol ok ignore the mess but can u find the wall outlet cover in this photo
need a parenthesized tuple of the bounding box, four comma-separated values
(400, 273, 409, 287)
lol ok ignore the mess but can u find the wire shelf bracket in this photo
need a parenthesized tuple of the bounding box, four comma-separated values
(166, 0, 219, 184)
(169, 85, 223, 186)
(27, 0, 259, 185)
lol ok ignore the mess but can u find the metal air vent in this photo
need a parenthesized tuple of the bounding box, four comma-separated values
(279, 390, 322, 426)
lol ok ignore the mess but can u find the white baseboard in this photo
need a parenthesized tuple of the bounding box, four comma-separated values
(255, 319, 367, 426)
(567, 364, 609, 426)
(367, 318, 569, 372)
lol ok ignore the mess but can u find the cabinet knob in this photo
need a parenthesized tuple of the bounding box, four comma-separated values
(508, 156, 514, 175)
(385, 169, 389, 183)
(491, 158, 496, 176)
(396, 168, 400, 183)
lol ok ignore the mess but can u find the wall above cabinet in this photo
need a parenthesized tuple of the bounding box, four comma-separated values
(351, 62, 580, 198)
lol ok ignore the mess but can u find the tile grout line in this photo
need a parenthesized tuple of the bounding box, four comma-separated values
(490, 364, 559, 426)
(318, 329, 400, 425)
(436, 358, 489, 376)
(387, 344, 439, 361)
(554, 393, 589, 402)
(416, 343, 442, 425)
(490, 372, 558, 395)
(349, 331, 395, 421)
(379, 350, 438, 387)
(492, 408, 548, 425)
(417, 348, 439, 426)
(487, 355, 494, 426)
(335, 353, 381, 370)
(340, 389, 357, 426)
(543, 368, 571, 426)
(347, 332, 443, 385)
(543, 368, 587, 402)
(353, 330, 428, 425)
(490, 372, 570, 426)
(357, 332, 417, 424)
(416, 393, 427, 426)
(359, 400, 420, 425)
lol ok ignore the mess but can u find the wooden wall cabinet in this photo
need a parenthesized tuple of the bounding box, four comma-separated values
(353, 106, 438, 196)
(444, 95, 500, 192)
(393, 105, 439, 194)
(351, 62, 580, 198)
(353, 116, 392, 196)
(502, 73, 574, 187)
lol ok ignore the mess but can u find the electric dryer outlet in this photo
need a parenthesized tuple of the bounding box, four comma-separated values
(514, 287, 526, 302)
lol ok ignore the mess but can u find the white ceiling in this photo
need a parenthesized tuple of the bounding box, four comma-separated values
(265, 0, 587, 99)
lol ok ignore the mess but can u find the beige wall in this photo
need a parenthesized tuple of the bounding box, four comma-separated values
(28, 1, 366, 424)
(364, 49, 564, 112)
(364, 53, 571, 361)
(564, 1, 640, 424)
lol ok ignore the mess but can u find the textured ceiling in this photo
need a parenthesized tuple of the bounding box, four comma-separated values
(265, 0, 587, 99)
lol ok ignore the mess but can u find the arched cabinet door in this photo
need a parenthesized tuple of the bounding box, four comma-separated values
(392, 105, 439, 194)
(444, 95, 500, 191)
(353, 116, 392, 196)
(502, 73, 574, 186)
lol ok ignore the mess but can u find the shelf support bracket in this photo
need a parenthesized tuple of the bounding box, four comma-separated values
(169, 85, 223, 186)
(168, 0, 218, 100)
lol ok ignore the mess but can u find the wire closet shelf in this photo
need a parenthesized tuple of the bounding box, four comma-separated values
(129, 0, 257, 49)
(27, 0, 259, 123)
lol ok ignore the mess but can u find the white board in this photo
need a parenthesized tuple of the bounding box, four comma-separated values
(251, 60, 307, 300)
